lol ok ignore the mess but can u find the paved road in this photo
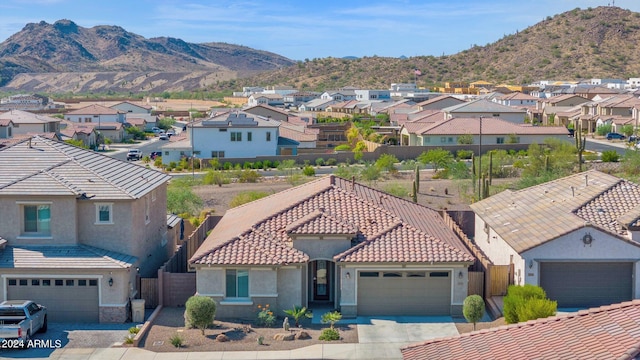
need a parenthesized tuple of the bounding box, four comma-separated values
(585, 137, 635, 156)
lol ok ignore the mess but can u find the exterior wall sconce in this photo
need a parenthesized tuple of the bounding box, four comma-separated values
(528, 259, 534, 269)
(458, 271, 463, 279)
(345, 272, 350, 279)
(582, 233, 594, 246)
(108, 278, 114, 287)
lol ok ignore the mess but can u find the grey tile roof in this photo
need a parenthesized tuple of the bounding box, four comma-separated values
(442, 99, 526, 114)
(0, 136, 170, 200)
(0, 245, 136, 269)
(471, 170, 640, 253)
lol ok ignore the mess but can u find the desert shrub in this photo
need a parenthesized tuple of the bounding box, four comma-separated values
(334, 144, 351, 151)
(238, 170, 261, 183)
(154, 157, 163, 167)
(383, 183, 409, 198)
(503, 285, 556, 324)
(601, 150, 619, 162)
(335, 164, 359, 179)
(128, 326, 140, 334)
(243, 162, 253, 169)
(272, 160, 280, 168)
(596, 123, 612, 136)
(256, 304, 276, 327)
(456, 149, 474, 159)
(169, 161, 177, 169)
(375, 153, 399, 173)
(315, 158, 325, 166)
(262, 160, 272, 169)
(170, 334, 184, 348)
(515, 298, 557, 322)
(230, 191, 269, 207)
(202, 170, 230, 186)
(302, 165, 316, 177)
(223, 162, 233, 170)
(253, 161, 263, 169)
(319, 328, 340, 341)
(360, 163, 381, 184)
(175, 166, 183, 172)
(326, 158, 338, 166)
(185, 296, 217, 335)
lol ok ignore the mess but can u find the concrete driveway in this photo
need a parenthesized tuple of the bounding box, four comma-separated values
(1, 322, 131, 359)
(355, 316, 460, 344)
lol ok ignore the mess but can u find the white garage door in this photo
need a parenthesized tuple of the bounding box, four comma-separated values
(7, 278, 99, 322)
(357, 271, 451, 316)
(540, 262, 633, 308)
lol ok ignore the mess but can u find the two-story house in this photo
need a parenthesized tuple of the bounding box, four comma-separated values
(65, 104, 126, 124)
(0, 136, 173, 323)
(442, 99, 527, 123)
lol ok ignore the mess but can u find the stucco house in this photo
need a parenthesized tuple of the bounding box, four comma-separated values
(0, 110, 60, 135)
(402, 299, 640, 360)
(470, 170, 640, 309)
(0, 136, 173, 323)
(189, 175, 475, 320)
(442, 99, 527, 123)
(66, 104, 126, 124)
(110, 101, 152, 114)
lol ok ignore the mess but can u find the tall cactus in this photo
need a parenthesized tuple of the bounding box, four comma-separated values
(488, 151, 493, 186)
(471, 154, 476, 194)
(412, 180, 418, 203)
(544, 155, 550, 172)
(414, 165, 420, 194)
(575, 126, 585, 172)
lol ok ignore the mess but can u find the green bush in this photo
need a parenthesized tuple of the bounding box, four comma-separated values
(203, 170, 230, 186)
(262, 160, 272, 169)
(243, 162, 253, 169)
(375, 153, 399, 173)
(253, 161, 263, 169)
(596, 124, 612, 136)
(503, 285, 556, 324)
(456, 149, 474, 159)
(238, 170, 261, 183)
(383, 183, 409, 198)
(515, 298, 557, 322)
(334, 144, 351, 151)
(315, 158, 325, 166)
(302, 165, 316, 177)
(223, 162, 233, 170)
(319, 328, 340, 341)
(185, 296, 217, 335)
(230, 191, 269, 208)
(272, 160, 280, 168)
(601, 150, 619, 162)
(129, 326, 140, 334)
(154, 157, 163, 167)
(462, 295, 485, 331)
(170, 334, 184, 348)
(256, 304, 276, 327)
(326, 158, 338, 166)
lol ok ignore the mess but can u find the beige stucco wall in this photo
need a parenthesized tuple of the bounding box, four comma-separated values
(0, 195, 78, 245)
(277, 267, 303, 311)
(292, 237, 351, 260)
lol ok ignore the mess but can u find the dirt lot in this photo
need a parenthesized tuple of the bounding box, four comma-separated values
(140, 307, 358, 352)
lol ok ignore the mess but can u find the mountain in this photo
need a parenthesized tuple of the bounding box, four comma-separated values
(0, 19, 295, 91)
(210, 6, 640, 92)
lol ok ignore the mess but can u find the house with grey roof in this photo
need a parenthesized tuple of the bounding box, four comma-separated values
(0, 110, 60, 135)
(470, 170, 640, 309)
(189, 175, 475, 320)
(0, 136, 173, 323)
(402, 300, 640, 360)
(442, 99, 527, 123)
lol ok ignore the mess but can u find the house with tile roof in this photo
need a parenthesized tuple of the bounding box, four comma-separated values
(0, 110, 60, 135)
(59, 119, 97, 148)
(416, 95, 466, 111)
(400, 117, 569, 146)
(470, 170, 640, 309)
(110, 101, 152, 114)
(0, 118, 14, 139)
(0, 136, 173, 323)
(442, 99, 527, 123)
(65, 104, 126, 124)
(401, 299, 640, 360)
(189, 175, 475, 320)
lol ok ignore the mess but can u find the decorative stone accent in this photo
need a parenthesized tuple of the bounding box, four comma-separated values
(216, 334, 229, 342)
(273, 333, 295, 341)
(99, 306, 127, 323)
(295, 331, 311, 340)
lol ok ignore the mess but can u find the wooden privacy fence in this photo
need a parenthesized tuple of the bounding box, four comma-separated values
(468, 271, 484, 297)
(488, 264, 512, 296)
(140, 278, 158, 308)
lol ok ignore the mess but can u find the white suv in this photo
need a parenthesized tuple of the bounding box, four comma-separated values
(127, 149, 142, 161)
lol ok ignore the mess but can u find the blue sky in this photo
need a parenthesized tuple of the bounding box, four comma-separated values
(1, 0, 640, 61)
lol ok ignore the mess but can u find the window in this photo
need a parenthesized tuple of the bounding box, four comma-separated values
(23, 204, 51, 236)
(406, 272, 426, 277)
(266, 132, 272, 142)
(359, 272, 380, 277)
(231, 132, 242, 142)
(423, 137, 430, 144)
(440, 137, 447, 143)
(226, 269, 249, 298)
(19, 279, 27, 286)
(8, 279, 16, 286)
(430, 272, 449, 277)
(42, 280, 50, 286)
(383, 272, 402, 277)
(55, 280, 63, 286)
(211, 151, 225, 158)
(95, 203, 113, 224)
(89, 279, 98, 286)
(66, 279, 74, 286)
(219, 128, 227, 132)
(496, 137, 505, 144)
(247, 132, 252, 142)
(31, 279, 39, 286)
(78, 280, 87, 286)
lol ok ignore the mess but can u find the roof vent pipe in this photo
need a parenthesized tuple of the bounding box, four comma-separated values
(585, 174, 588, 186)
(570, 186, 575, 197)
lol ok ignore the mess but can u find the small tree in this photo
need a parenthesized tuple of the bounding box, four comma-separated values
(283, 305, 312, 327)
(185, 296, 217, 335)
(375, 153, 399, 173)
(321, 311, 342, 329)
(457, 133, 474, 145)
(463, 295, 485, 331)
(417, 148, 454, 174)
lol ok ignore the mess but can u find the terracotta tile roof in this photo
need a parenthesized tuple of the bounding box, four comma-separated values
(416, 95, 464, 107)
(401, 300, 640, 360)
(126, 117, 147, 126)
(420, 117, 569, 136)
(66, 104, 123, 115)
(443, 99, 526, 114)
(575, 180, 640, 232)
(470, 170, 640, 253)
(190, 176, 474, 266)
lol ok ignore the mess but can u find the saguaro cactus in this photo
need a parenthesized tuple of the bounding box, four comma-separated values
(414, 165, 420, 194)
(412, 180, 418, 203)
(575, 127, 585, 172)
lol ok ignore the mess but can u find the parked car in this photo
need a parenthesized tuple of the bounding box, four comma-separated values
(606, 132, 625, 140)
(628, 135, 639, 143)
(0, 300, 47, 347)
(166, 129, 176, 136)
(126, 149, 142, 161)
(150, 151, 162, 160)
(151, 127, 162, 133)
(158, 134, 169, 140)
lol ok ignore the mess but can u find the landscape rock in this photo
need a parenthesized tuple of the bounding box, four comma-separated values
(273, 333, 295, 341)
(216, 334, 229, 342)
(295, 331, 311, 340)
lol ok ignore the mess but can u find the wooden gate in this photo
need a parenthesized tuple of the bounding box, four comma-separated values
(488, 265, 511, 296)
(140, 278, 158, 308)
(468, 271, 484, 297)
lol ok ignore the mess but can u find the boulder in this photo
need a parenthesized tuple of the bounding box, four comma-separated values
(295, 331, 311, 340)
(216, 334, 229, 342)
(273, 333, 295, 341)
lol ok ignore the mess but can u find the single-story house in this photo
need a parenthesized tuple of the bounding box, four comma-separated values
(402, 300, 640, 360)
(470, 170, 640, 309)
(189, 175, 475, 320)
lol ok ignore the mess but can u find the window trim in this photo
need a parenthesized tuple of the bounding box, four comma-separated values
(17, 201, 52, 237)
(225, 269, 249, 299)
(95, 203, 113, 225)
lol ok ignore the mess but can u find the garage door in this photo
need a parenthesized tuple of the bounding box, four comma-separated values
(540, 262, 632, 308)
(7, 278, 99, 322)
(357, 271, 451, 316)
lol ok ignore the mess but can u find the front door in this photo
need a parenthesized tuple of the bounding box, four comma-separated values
(313, 260, 330, 301)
